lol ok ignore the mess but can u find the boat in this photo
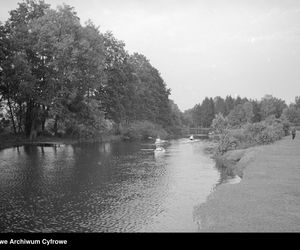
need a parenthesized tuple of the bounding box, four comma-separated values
(154, 146, 165, 153)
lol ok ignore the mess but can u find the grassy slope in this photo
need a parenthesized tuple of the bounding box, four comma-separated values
(196, 133, 300, 232)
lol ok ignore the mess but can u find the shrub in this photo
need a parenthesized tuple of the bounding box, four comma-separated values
(216, 118, 286, 155)
(216, 131, 239, 154)
(211, 113, 228, 134)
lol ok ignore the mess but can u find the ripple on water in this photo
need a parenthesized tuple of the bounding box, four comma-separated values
(0, 140, 222, 232)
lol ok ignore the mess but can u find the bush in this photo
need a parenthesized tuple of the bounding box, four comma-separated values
(216, 119, 286, 155)
(211, 113, 228, 134)
(216, 132, 239, 154)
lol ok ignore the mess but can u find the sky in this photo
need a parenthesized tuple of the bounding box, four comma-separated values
(1, 0, 300, 111)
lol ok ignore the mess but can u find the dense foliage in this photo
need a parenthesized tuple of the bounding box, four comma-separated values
(0, 0, 185, 140)
(183, 94, 294, 128)
(216, 117, 287, 154)
(208, 96, 300, 155)
(185, 94, 300, 155)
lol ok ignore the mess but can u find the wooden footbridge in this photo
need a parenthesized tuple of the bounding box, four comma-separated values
(188, 127, 211, 138)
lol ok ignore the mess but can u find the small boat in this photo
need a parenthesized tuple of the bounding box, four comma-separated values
(189, 135, 194, 140)
(154, 147, 165, 153)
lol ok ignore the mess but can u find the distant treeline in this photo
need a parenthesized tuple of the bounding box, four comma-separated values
(0, 0, 184, 140)
(183, 95, 300, 128)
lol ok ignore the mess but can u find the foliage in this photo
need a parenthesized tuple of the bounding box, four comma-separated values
(120, 120, 168, 140)
(0, 1, 185, 141)
(281, 106, 300, 125)
(227, 102, 254, 127)
(216, 119, 287, 155)
(211, 113, 228, 134)
(260, 95, 287, 119)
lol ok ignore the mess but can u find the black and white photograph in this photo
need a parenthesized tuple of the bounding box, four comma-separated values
(0, 0, 300, 240)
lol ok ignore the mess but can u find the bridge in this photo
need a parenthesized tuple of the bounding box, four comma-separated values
(188, 127, 211, 137)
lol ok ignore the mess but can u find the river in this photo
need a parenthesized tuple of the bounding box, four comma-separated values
(0, 138, 232, 232)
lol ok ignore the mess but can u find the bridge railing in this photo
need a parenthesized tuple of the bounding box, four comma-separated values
(189, 127, 211, 135)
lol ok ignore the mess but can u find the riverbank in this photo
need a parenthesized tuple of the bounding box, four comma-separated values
(0, 134, 76, 151)
(0, 133, 123, 151)
(196, 133, 300, 232)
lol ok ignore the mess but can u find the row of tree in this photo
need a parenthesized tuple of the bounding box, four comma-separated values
(0, 0, 183, 139)
(184, 95, 300, 128)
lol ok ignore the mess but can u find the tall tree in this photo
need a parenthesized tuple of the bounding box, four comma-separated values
(281, 105, 300, 125)
(129, 53, 171, 126)
(251, 99, 261, 123)
(214, 96, 226, 115)
(199, 97, 215, 127)
(224, 95, 235, 116)
(1, 0, 50, 137)
(260, 95, 287, 119)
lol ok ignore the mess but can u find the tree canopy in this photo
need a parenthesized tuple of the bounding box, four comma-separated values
(0, 0, 184, 140)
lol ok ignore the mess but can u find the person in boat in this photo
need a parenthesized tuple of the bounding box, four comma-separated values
(155, 146, 165, 152)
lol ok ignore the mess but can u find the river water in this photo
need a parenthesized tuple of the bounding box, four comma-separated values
(0, 138, 231, 232)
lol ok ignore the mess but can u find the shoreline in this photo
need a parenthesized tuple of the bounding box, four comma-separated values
(0, 134, 123, 151)
(195, 134, 300, 232)
(0, 133, 188, 151)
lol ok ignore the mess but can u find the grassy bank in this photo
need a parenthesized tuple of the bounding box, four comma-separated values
(195, 134, 300, 231)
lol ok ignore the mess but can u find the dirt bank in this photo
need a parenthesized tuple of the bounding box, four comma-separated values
(196, 133, 300, 232)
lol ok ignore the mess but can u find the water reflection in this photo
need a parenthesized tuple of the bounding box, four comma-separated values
(0, 139, 224, 232)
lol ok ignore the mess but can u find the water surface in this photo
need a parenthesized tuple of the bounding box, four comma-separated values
(0, 139, 226, 232)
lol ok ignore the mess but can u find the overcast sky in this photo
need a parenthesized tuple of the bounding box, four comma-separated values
(1, 0, 300, 111)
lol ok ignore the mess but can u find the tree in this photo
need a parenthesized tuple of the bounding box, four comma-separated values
(1, 1, 182, 140)
(234, 96, 243, 106)
(214, 96, 226, 115)
(260, 95, 287, 119)
(128, 53, 171, 126)
(227, 102, 253, 127)
(31, 5, 107, 138)
(98, 32, 135, 125)
(227, 104, 245, 127)
(224, 95, 235, 116)
(1, 1, 108, 139)
(211, 113, 228, 133)
(199, 97, 215, 127)
(294, 96, 300, 110)
(251, 99, 261, 123)
(281, 105, 300, 125)
(182, 108, 195, 127)
(0, 0, 50, 137)
(242, 101, 254, 123)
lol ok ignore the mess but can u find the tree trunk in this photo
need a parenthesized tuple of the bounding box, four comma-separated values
(26, 102, 39, 139)
(17, 104, 23, 133)
(7, 97, 17, 135)
(29, 118, 37, 140)
(25, 102, 33, 137)
(41, 105, 47, 132)
(54, 115, 58, 136)
(41, 119, 45, 132)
